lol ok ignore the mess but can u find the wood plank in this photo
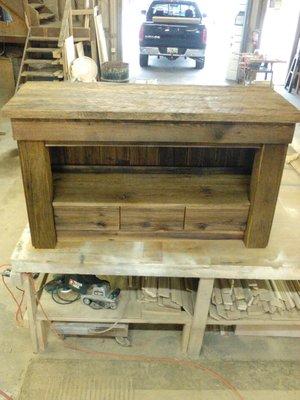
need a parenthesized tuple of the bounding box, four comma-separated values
(121, 206, 184, 232)
(53, 172, 250, 207)
(36, 287, 189, 324)
(244, 144, 288, 248)
(57, 229, 244, 240)
(23, 273, 39, 353)
(187, 278, 214, 356)
(94, 13, 108, 64)
(10, 222, 300, 279)
(185, 207, 249, 232)
(18, 141, 56, 248)
(10, 119, 295, 144)
(3, 82, 300, 124)
(235, 325, 300, 336)
(53, 322, 129, 337)
(54, 206, 120, 231)
(0, 57, 15, 102)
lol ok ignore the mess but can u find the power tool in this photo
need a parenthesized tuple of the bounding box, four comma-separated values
(44, 274, 121, 309)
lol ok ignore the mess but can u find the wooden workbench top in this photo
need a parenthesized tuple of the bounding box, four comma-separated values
(2, 82, 300, 124)
(11, 181, 300, 279)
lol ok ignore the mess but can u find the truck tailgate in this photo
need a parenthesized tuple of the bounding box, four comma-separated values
(142, 23, 205, 49)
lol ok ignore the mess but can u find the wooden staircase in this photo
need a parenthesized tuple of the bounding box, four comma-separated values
(16, 27, 64, 89)
(16, 26, 91, 89)
(25, 0, 56, 26)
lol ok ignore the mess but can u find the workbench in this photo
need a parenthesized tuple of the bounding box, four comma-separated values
(2, 82, 300, 249)
(11, 178, 300, 355)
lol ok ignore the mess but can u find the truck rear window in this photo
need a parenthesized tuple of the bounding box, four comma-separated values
(148, 2, 201, 19)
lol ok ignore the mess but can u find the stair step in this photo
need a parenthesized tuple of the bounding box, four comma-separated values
(21, 70, 64, 78)
(24, 59, 61, 65)
(39, 13, 55, 21)
(29, 36, 59, 42)
(29, 3, 44, 10)
(26, 48, 61, 58)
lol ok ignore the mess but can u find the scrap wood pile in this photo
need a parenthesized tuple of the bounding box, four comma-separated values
(210, 279, 300, 321)
(129, 277, 197, 316)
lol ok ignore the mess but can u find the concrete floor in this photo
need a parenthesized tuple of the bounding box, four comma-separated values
(0, 78, 300, 399)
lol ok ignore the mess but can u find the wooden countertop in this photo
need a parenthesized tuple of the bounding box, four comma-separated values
(2, 82, 300, 124)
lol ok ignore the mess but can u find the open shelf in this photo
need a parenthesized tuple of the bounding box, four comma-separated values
(53, 172, 250, 207)
(52, 172, 250, 239)
(207, 312, 300, 326)
(37, 287, 191, 325)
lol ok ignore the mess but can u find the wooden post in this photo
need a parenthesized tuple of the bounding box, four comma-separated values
(36, 320, 48, 351)
(23, 273, 39, 353)
(244, 144, 288, 248)
(187, 278, 214, 357)
(182, 323, 191, 353)
(18, 141, 56, 248)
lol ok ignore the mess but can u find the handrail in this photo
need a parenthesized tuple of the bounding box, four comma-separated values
(58, 0, 72, 48)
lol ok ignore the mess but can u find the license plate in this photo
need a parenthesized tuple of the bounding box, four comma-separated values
(167, 47, 178, 54)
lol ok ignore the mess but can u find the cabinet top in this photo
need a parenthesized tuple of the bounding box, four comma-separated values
(2, 81, 300, 124)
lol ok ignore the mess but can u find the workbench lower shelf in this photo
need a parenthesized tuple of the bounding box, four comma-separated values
(35, 276, 193, 352)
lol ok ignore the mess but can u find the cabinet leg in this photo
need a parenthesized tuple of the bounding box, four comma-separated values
(23, 273, 39, 353)
(244, 144, 287, 248)
(187, 278, 214, 357)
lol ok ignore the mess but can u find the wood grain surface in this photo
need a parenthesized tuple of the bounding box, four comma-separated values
(18, 141, 56, 248)
(3, 82, 300, 124)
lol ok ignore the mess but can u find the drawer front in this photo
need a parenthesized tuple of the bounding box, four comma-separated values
(185, 207, 249, 232)
(54, 206, 119, 231)
(121, 206, 185, 231)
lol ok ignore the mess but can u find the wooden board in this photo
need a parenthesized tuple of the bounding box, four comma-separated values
(53, 172, 250, 207)
(11, 120, 295, 143)
(0, 57, 15, 102)
(52, 172, 249, 240)
(36, 288, 189, 324)
(2, 82, 300, 124)
(245, 144, 288, 248)
(54, 206, 120, 231)
(94, 13, 108, 64)
(18, 142, 56, 248)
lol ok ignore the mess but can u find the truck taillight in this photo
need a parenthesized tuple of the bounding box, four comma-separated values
(201, 28, 207, 44)
(139, 25, 144, 42)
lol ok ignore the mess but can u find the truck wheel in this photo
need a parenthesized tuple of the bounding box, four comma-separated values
(195, 59, 205, 70)
(140, 54, 149, 67)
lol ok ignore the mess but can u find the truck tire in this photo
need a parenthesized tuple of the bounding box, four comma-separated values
(140, 54, 149, 67)
(195, 58, 205, 70)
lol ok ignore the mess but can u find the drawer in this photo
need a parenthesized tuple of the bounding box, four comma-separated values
(121, 206, 185, 231)
(54, 206, 119, 231)
(185, 207, 249, 232)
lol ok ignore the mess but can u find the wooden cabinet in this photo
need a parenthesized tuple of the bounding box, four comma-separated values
(3, 82, 300, 248)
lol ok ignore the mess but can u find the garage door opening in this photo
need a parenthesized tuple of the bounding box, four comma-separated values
(122, 0, 248, 84)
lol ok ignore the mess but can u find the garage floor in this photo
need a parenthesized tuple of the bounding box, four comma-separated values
(0, 80, 300, 399)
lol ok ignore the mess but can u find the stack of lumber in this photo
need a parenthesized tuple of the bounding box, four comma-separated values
(132, 277, 197, 316)
(209, 279, 300, 321)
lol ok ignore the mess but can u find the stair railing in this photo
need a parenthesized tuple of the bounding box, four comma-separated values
(58, 0, 73, 48)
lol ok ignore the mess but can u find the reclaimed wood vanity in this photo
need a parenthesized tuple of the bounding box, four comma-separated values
(3, 82, 300, 248)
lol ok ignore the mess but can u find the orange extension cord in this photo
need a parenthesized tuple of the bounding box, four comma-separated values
(1, 269, 245, 400)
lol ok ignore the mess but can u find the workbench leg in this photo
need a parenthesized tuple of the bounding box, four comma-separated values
(181, 323, 191, 353)
(23, 273, 39, 353)
(187, 278, 214, 358)
(244, 144, 288, 248)
(18, 141, 56, 249)
(36, 320, 48, 352)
